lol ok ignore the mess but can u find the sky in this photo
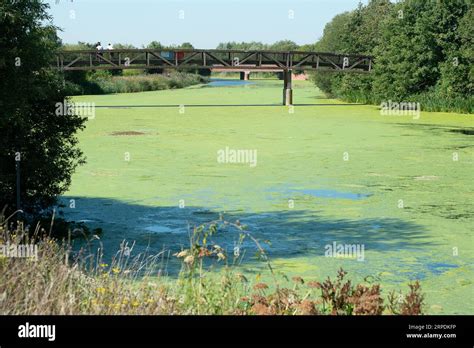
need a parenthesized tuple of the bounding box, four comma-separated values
(46, 0, 368, 48)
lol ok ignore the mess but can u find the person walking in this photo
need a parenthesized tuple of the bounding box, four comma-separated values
(95, 42, 103, 64)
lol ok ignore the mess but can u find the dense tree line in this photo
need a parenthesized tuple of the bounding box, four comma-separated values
(216, 40, 300, 51)
(312, 0, 473, 113)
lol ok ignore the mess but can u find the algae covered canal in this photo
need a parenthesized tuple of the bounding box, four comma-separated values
(65, 79, 473, 314)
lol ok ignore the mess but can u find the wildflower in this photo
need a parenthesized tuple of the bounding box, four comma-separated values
(217, 252, 226, 261)
(100, 263, 108, 268)
(112, 267, 121, 274)
(96, 287, 106, 295)
(198, 248, 212, 257)
(132, 300, 140, 307)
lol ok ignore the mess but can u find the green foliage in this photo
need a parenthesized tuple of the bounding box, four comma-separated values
(0, 0, 86, 215)
(268, 40, 299, 51)
(313, 0, 473, 113)
(216, 40, 299, 51)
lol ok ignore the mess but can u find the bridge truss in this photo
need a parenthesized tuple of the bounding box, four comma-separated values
(54, 49, 373, 105)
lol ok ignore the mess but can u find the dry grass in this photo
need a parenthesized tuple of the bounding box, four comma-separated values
(0, 210, 424, 315)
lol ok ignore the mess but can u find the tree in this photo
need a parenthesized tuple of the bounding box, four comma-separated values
(0, 0, 86, 215)
(433, 1, 472, 98)
(147, 41, 164, 50)
(458, 6, 474, 94)
(373, 0, 470, 102)
(269, 40, 299, 51)
(312, 12, 353, 96)
(179, 42, 194, 49)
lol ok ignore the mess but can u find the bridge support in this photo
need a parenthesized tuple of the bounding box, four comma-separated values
(240, 71, 250, 80)
(283, 69, 293, 106)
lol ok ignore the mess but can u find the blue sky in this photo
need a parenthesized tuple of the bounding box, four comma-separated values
(46, 0, 367, 48)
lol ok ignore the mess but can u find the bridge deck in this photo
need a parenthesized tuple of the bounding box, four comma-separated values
(54, 49, 373, 72)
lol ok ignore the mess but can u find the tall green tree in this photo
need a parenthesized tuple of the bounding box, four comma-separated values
(312, 0, 472, 111)
(373, 0, 468, 101)
(0, 0, 86, 215)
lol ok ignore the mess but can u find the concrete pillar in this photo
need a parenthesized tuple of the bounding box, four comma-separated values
(283, 70, 293, 106)
(240, 71, 250, 80)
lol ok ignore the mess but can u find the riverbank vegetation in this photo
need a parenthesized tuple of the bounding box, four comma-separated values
(0, 212, 424, 315)
(311, 0, 473, 113)
(66, 70, 208, 95)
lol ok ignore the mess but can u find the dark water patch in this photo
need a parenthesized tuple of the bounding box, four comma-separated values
(427, 262, 458, 275)
(60, 196, 432, 277)
(449, 128, 474, 136)
(110, 131, 145, 136)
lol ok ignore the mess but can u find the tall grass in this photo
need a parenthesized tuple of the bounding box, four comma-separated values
(90, 72, 208, 95)
(66, 71, 208, 95)
(0, 210, 424, 315)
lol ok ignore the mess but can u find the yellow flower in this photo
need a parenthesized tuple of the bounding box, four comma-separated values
(132, 301, 140, 307)
(96, 287, 106, 295)
(100, 263, 108, 268)
(112, 267, 121, 274)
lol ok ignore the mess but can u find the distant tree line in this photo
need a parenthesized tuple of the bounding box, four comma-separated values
(311, 0, 473, 113)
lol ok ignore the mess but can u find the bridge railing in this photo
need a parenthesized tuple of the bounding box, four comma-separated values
(54, 49, 373, 72)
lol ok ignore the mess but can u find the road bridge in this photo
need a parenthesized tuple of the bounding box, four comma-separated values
(54, 49, 373, 105)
